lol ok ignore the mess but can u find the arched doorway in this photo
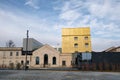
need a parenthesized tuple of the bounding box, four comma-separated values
(52, 57, 56, 65)
(44, 54, 48, 66)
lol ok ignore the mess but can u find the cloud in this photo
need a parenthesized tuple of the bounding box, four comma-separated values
(0, 0, 120, 51)
(25, 0, 40, 9)
(0, 8, 60, 47)
(92, 38, 120, 51)
(88, 0, 120, 20)
(53, 0, 120, 51)
(55, 0, 120, 36)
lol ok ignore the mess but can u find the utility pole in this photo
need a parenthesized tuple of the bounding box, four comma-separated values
(25, 30, 29, 70)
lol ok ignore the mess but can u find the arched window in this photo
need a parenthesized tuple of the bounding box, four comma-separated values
(53, 57, 56, 65)
(36, 56, 39, 65)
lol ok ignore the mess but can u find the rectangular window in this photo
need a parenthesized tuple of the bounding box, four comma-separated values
(16, 52, 19, 56)
(27, 60, 29, 65)
(85, 43, 89, 48)
(36, 57, 39, 65)
(74, 43, 78, 48)
(21, 60, 24, 64)
(10, 52, 13, 56)
(62, 61, 66, 66)
(84, 36, 88, 40)
(74, 37, 78, 40)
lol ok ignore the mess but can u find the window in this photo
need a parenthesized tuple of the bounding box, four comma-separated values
(74, 43, 78, 48)
(52, 57, 56, 65)
(86, 51, 89, 53)
(36, 56, 39, 65)
(16, 52, 19, 56)
(85, 43, 89, 47)
(74, 37, 78, 40)
(75, 51, 78, 53)
(27, 60, 29, 65)
(10, 52, 13, 56)
(84, 36, 88, 40)
(62, 61, 66, 66)
(21, 60, 24, 65)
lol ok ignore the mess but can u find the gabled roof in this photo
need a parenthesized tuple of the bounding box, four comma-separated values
(33, 44, 60, 54)
(103, 46, 120, 52)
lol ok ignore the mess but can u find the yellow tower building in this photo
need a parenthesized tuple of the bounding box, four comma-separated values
(62, 27, 92, 53)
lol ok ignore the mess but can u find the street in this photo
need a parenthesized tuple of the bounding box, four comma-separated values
(0, 70, 120, 80)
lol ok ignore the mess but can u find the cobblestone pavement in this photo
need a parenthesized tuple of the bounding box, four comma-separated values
(0, 70, 120, 80)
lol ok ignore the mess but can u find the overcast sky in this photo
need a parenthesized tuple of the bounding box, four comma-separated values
(0, 0, 120, 51)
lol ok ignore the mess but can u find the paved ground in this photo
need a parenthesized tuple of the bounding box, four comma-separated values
(0, 70, 120, 80)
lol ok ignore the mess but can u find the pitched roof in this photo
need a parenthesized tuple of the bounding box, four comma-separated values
(33, 44, 60, 54)
(103, 46, 120, 52)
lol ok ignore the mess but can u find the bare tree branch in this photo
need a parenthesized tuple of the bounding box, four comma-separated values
(6, 40, 16, 47)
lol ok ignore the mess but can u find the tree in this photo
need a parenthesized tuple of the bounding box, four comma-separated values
(16, 63, 21, 70)
(6, 40, 15, 47)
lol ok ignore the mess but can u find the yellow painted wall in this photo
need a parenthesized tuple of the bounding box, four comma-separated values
(62, 27, 92, 53)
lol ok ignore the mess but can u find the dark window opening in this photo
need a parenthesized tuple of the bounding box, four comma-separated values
(74, 37, 78, 40)
(27, 60, 29, 65)
(53, 57, 56, 65)
(84, 36, 88, 40)
(36, 56, 39, 65)
(62, 61, 66, 66)
(74, 43, 78, 48)
(16, 52, 19, 56)
(21, 60, 24, 64)
(85, 43, 89, 47)
(10, 52, 13, 56)
(44, 54, 48, 65)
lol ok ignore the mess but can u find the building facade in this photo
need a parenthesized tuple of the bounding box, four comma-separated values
(0, 45, 72, 69)
(0, 27, 92, 69)
(62, 27, 92, 53)
(30, 44, 60, 68)
(0, 47, 26, 69)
